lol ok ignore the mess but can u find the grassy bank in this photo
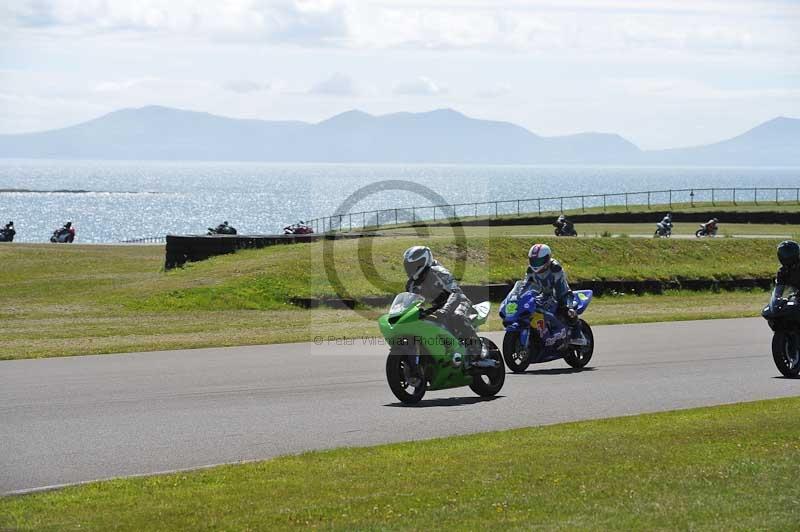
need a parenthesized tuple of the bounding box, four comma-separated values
(0, 237, 780, 359)
(4, 397, 800, 530)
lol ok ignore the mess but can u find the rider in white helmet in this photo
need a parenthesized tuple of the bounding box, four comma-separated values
(525, 243, 581, 339)
(403, 246, 481, 357)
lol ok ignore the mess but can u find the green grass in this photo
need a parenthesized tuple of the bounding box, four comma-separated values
(3, 397, 800, 530)
(0, 238, 781, 359)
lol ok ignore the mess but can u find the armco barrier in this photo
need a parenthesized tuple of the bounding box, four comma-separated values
(164, 232, 377, 269)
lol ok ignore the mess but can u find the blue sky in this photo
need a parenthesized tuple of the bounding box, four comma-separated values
(0, 0, 798, 149)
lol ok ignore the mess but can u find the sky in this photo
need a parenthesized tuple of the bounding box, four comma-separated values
(0, 0, 798, 149)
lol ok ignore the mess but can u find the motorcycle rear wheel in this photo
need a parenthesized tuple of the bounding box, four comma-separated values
(502, 331, 531, 373)
(772, 331, 800, 378)
(564, 320, 594, 369)
(470, 337, 505, 397)
(695, 229, 704, 238)
(386, 345, 427, 404)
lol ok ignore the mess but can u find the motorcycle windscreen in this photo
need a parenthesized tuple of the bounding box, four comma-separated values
(573, 290, 593, 314)
(388, 292, 425, 316)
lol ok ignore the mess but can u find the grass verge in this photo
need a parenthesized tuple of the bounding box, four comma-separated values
(3, 397, 800, 530)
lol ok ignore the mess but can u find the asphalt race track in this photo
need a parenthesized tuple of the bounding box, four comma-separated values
(2, 317, 798, 494)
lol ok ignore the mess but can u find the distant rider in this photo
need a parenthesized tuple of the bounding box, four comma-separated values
(702, 217, 719, 235)
(660, 213, 673, 230)
(774, 240, 800, 302)
(403, 246, 482, 359)
(525, 243, 583, 343)
(554, 215, 575, 235)
(1, 221, 14, 240)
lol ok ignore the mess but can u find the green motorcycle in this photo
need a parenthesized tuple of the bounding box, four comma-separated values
(378, 292, 506, 404)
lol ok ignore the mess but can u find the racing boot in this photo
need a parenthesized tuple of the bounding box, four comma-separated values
(567, 309, 588, 346)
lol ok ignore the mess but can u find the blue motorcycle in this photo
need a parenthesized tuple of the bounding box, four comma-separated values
(498, 281, 595, 373)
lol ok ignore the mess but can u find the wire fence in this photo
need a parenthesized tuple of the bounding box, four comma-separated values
(306, 187, 800, 233)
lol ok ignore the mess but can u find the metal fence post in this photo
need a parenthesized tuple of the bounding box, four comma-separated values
(754, 188, 758, 206)
(711, 189, 715, 206)
(495, 202, 498, 218)
(517, 199, 520, 215)
(733, 188, 737, 206)
(647, 191, 650, 209)
(603, 194, 606, 212)
(669, 190, 672, 209)
(394, 208, 398, 226)
(560, 197, 564, 213)
(411, 207, 416, 223)
(474, 203, 477, 218)
(776, 188, 779, 205)
(538, 198, 541, 215)
(433, 206, 436, 222)
(582, 196, 585, 212)
(349, 213, 353, 232)
(625, 193, 628, 212)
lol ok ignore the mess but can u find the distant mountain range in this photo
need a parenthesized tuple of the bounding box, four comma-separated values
(0, 106, 797, 165)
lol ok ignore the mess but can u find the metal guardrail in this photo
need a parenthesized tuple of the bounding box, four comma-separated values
(307, 187, 800, 233)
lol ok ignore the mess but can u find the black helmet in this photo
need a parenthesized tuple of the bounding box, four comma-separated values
(64, 221, 72, 228)
(777, 240, 800, 268)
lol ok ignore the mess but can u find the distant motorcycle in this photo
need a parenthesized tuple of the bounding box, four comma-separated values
(654, 221, 672, 238)
(695, 220, 719, 238)
(283, 221, 314, 235)
(50, 226, 75, 243)
(499, 281, 595, 373)
(0, 226, 15, 242)
(762, 285, 800, 377)
(208, 222, 237, 235)
(553, 217, 578, 237)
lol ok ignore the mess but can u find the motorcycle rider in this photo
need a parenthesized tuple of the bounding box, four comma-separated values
(774, 240, 800, 301)
(656, 212, 673, 236)
(403, 246, 482, 360)
(525, 243, 584, 343)
(554, 214, 575, 236)
(1, 221, 14, 240)
(702, 217, 719, 235)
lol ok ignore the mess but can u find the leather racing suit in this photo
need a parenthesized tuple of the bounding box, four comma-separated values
(405, 261, 480, 354)
(525, 259, 578, 329)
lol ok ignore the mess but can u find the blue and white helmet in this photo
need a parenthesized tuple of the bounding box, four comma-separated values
(528, 243, 552, 274)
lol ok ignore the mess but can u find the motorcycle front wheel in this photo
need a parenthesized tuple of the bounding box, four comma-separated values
(470, 337, 505, 397)
(772, 331, 800, 378)
(564, 320, 594, 369)
(502, 331, 531, 373)
(386, 344, 427, 404)
(695, 229, 704, 238)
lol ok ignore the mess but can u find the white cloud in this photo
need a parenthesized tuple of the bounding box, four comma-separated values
(475, 84, 511, 99)
(223, 80, 271, 93)
(393, 77, 446, 96)
(92, 77, 160, 92)
(309, 72, 358, 95)
(2, 1, 797, 56)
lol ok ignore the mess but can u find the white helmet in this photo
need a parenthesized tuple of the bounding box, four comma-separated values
(403, 246, 433, 280)
(528, 243, 552, 274)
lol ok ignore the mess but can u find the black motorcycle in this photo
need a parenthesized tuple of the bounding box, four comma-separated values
(762, 286, 800, 377)
(553, 219, 578, 237)
(50, 227, 75, 243)
(207, 223, 237, 235)
(0, 226, 15, 242)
